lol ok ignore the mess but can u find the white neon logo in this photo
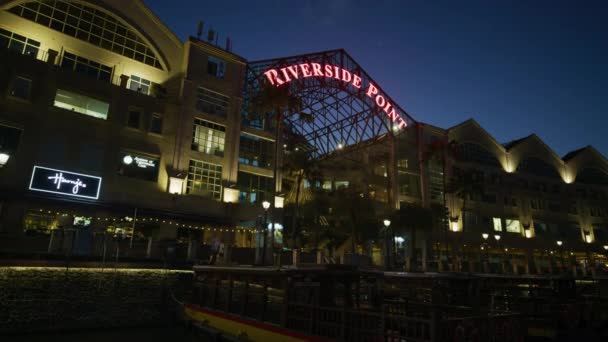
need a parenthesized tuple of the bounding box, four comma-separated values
(47, 172, 88, 194)
(29, 166, 102, 200)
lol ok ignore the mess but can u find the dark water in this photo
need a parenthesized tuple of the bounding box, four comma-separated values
(2, 326, 205, 342)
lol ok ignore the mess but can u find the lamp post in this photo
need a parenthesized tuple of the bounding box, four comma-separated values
(482, 233, 489, 267)
(557, 240, 564, 271)
(383, 219, 392, 269)
(262, 201, 270, 265)
(493, 234, 501, 272)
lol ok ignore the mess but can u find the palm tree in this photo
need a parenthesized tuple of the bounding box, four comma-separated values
(332, 187, 378, 262)
(446, 168, 485, 270)
(421, 137, 458, 262)
(283, 148, 320, 249)
(247, 81, 312, 261)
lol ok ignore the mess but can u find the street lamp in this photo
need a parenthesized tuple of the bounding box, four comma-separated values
(482, 233, 489, 240)
(556, 240, 563, 246)
(383, 219, 391, 228)
(0, 153, 9, 168)
(261, 201, 270, 265)
(494, 235, 501, 241)
(603, 245, 608, 251)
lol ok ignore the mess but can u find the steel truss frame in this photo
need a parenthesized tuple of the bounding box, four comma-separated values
(243, 49, 417, 158)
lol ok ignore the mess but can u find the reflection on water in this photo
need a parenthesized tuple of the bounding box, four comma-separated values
(4, 326, 204, 342)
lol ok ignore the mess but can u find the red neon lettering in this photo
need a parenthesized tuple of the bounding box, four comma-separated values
(375, 95, 386, 108)
(286, 65, 300, 80)
(280, 67, 292, 83)
(299, 63, 313, 77)
(352, 75, 362, 89)
(341, 69, 352, 83)
(333, 66, 340, 80)
(263, 65, 408, 130)
(324, 64, 333, 78)
(311, 63, 323, 76)
(387, 107, 399, 122)
(383, 102, 392, 113)
(263, 69, 279, 86)
(366, 83, 378, 98)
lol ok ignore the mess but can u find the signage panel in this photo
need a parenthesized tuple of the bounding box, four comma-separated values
(29, 166, 102, 200)
(120, 152, 159, 181)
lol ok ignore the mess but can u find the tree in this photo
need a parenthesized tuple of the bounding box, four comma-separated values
(331, 187, 379, 258)
(283, 147, 320, 248)
(392, 203, 434, 270)
(247, 81, 312, 258)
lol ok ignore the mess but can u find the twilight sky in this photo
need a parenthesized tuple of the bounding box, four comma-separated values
(144, 0, 608, 157)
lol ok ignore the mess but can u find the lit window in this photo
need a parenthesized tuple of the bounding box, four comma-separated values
(54, 89, 109, 120)
(10, 76, 32, 100)
(129, 75, 152, 95)
(61, 52, 112, 83)
(196, 87, 229, 117)
(192, 119, 225, 157)
(187, 160, 222, 200)
(0, 27, 40, 58)
(150, 114, 163, 134)
(208, 56, 226, 78)
(8, 1, 163, 69)
(505, 219, 521, 233)
(335, 181, 349, 189)
(238, 133, 273, 168)
(493, 217, 502, 231)
(127, 109, 141, 129)
(237, 171, 273, 204)
(322, 181, 332, 191)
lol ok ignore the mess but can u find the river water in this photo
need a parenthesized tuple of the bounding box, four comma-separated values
(3, 326, 205, 342)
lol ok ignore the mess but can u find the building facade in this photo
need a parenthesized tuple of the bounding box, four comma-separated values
(0, 0, 606, 271)
(0, 0, 278, 257)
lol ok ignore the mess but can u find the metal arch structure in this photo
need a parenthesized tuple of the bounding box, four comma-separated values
(242, 49, 417, 158)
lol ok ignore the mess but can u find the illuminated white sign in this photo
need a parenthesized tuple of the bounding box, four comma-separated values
(29, 166, 102, 200)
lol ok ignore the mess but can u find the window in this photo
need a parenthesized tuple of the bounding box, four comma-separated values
(534, 221, 548, 236)
(0, 124, 22, 159)
(399, 173, 421, 198)
(503, 197, 517, 207)
(187, 160, 222, 200)
(9, 1, 163, 69)
(428, 159, 444, 203)
(239, 133, 274, 168)
(322, 181, 332, 191)
(505, 219, 521, 233)
(54, 89, 109, 120)
(61, 52, 112, 83)
(482, 193, 496, 203)
(0, 27, 40, 58)
(192, 119, 225, 157)
(516, 158, 561, 179)
(150, 114, 163, 134)
(196, 87, 229, 117)
(237, 171, 273, 204)
(456, 143, 501, 167)
(493, 217, 502, 232)
(10, 77, 31, 100)
(335, 181, 349, 190)
(127, 109, 141, 129)
(397, 159, 409, 170)
(129, 75, 152, 95)
(208, 56, 226, 78)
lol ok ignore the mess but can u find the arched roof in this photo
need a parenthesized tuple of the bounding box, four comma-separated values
(2, 0, 181, 71)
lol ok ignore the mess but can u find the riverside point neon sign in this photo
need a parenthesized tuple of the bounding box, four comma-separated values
(263, 63, 408, 130)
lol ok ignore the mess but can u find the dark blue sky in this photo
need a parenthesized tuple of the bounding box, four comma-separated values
(144, 0, 608, 157)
